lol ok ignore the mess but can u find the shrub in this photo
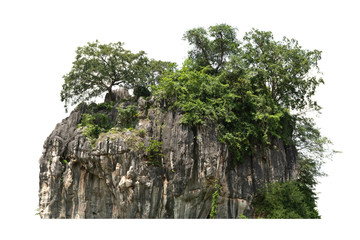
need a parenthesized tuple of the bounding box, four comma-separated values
(137, 142, 145, 151)
(117, 105, 138, 128)
(253, 181, 320, 219)
(93, 113, 111, 129)
(146, 139, 163, 166)
(78, 113, 112, 140)
(210, 183, 222, 219)
(133, 85, 151, 99)
(137, 129, 147, 138)
(93, 101, 115, 111)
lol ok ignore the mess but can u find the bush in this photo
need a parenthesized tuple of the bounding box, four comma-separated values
(146, 139, 163, 166)
(78, 112, 112, 141)
(117, 105, 138, 128)
(133, 85, 151, 99)
(93, 101, 115, 111)
(137, 129, 147, 138)
(253, 181, 320, 219)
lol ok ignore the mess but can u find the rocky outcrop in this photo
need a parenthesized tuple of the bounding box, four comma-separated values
(38, 91, 298, 219)
(104, 88, 131, 103)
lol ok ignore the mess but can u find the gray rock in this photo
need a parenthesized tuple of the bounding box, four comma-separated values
(104, 87, 130, 102)
(38, 101, 298, 219)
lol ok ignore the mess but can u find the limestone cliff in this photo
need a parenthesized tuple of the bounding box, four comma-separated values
(38, 90, 298, 218)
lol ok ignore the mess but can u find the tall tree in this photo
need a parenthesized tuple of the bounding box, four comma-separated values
(241, 29, 323, 112)
(60, 40, 170, 111)
(183, 24, 240, 73)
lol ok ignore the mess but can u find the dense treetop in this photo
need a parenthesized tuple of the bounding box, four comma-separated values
(60, 40, 172, 111)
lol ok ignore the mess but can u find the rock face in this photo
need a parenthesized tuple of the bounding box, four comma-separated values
(38, 91, 298, 219)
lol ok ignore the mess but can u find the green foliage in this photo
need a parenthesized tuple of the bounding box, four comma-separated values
(137, 129, 147, 138)
(253, 181, 320, 219)
(146, 139, 163, 166)
(117, 105, 138, 128)
(78, 110, 113, 144)
(78, 113, 102, 140)
(60, 40, 173, 111)
(93, 101, 115, 111)
(183, 24, 239, 73)
(241, 29, 323, 111)
(35, 208, 40, 216)
(133, 85, 151, 99)
(239, 213, 247, 219)
(61, 159, 68, 165)
(137, 142, 145, 151)
(210, 184, 222, 219)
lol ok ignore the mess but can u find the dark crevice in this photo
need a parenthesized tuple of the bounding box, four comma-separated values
(191, 126, 199, 185)
(250, 153, 257, 194)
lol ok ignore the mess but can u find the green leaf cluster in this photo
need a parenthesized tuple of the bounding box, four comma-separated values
(92, 101, 115, 111)
(116, 104, 139, 128)
(183, 24, 240, 73)
(253, 180, 320, 219)
(210, 183, 222, 219)
(242, 29, 323, 111)
(78, 112, 112, 140)
(146, 139, 163, 166)
(61, 40, 173, 111)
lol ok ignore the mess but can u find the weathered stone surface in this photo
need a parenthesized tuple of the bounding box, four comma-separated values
(104, 87, 131, 103)
(38, 92, 298, 219)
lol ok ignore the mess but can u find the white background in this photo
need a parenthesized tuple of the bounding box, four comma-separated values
(1, 0, 359, 239)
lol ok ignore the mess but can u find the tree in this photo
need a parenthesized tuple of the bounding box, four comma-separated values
(157, 24, 332, 165)
(241, 29, 323, 112)
(183, 24, 240, 73)
(60, 40, 171, 111)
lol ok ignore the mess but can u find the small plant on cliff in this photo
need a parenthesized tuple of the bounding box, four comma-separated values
(146, 139, 163, 166)
(78, 113, 112, 139)
(137, 129, 147, 138)
(117, 104, 139, 128)
(239, 213, 247, 219)
(210, 183, 222, 219)
(61, 159, 68, 165)
(78, 112, 114, 148)
(93, 101, 115, 111)
(137, 142, 145, 151)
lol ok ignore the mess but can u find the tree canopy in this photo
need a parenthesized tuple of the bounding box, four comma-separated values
(183, 25, 323, 112)
(241, 29, 323, 111)
(60, 40, 171, 111)
(183, 24, 239, 73)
